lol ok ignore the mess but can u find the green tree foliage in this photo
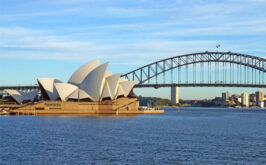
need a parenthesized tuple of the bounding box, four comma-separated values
(138, 96, 179, 106)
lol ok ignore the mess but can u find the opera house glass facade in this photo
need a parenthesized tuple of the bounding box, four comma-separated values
(5, 60, 136, 104)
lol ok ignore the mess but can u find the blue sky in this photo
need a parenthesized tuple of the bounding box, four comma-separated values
(0, 0, 266, 99)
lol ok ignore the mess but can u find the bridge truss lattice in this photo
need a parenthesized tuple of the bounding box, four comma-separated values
(122, 52, 266, 88)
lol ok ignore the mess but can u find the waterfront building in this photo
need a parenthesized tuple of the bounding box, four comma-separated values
(255, 90, 264, 102)
(238, 97, 242, 103)
(222, 91, 229, 105)
(241, 92, 249, 107)
(255, 90, 264, 107)
(258, 101, 264, 108)
(249, 94, 256, 103)
(222, 92, 229, 101)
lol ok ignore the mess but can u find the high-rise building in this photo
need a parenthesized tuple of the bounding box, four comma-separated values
(171, 86, 179, 104)
(249, 94, 256, 103)
(255, 90, 264, 102)
(222, 91, 229, 103)
(241, 92, 249, 107)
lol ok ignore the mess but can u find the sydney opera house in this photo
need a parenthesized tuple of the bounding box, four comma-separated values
(6, 60, 163, 115)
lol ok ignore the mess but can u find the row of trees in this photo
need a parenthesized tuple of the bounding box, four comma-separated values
(138, 96, 183, 107)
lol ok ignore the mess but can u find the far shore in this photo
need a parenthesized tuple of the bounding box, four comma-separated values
(154, 105, 265, 109)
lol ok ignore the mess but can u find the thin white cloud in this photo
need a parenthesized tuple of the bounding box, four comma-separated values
(1, 26, 265, 63)
(0, 0, 266, 64)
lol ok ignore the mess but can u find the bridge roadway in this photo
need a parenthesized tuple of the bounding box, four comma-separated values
(135, 83, 266, 88)
(0, 85, 39, 91)
(0, 83, 265, 92)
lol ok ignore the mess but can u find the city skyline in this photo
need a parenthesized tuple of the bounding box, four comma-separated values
(1, 0, 266, 99)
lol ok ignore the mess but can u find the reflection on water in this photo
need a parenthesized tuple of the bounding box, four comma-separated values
(1, 107, 266, 164)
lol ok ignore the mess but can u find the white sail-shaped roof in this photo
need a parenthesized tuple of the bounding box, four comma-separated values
(4, 89, 24, 104)
(67, 88, 93, 100)
(80, 62, 109, 101)
(54, 83, 78, 101)
(55, 83, 94, 101)
(116, 85, 125, 98)
(115, 79, 136, 98)
(35, 60, 136, 102)
(37, 78, 61, 100)
(101, 82, 111, 100)
(105, 71, 112, 77)
(4, 89, 39, 104)
(101, 73, 121, 100)
(115, 78, 129, 98)
(119, 78, 128, 82)
(99, 71, 112, 98)
(68, 60, 100, 86)
(120, 80, 137, 97)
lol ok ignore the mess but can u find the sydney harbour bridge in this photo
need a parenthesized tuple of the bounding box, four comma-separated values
(122, 51, 265, 88)
(1, 52, 266, 99)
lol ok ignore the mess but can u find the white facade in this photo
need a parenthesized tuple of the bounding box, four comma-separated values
(257, 101, 264, 108)
(241, 92, 249, 107)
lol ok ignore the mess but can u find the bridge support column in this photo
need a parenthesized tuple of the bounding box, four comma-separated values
(171, 86, 179, 104)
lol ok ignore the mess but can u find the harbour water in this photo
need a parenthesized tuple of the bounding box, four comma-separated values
(1, 107, 266, 164)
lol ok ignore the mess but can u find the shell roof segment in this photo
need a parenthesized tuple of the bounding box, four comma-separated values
(67, 88, 93, 101)
(101, 82, 111, 100)
(119, 80, 137, 97)
(4, 89, 39, 104)
(80, 62, 109, 101)
(54, 83, 78, 101)
(104, 73, 121, 100)
(68, 60, 100, 86)
(37, 78, 61, 100)
(4, 89, 24, 104)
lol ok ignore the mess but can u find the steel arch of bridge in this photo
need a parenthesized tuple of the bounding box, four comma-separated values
(122, 51, 266, 88)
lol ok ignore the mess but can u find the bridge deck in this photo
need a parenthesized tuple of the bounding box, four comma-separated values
(135, 83, 266, 88)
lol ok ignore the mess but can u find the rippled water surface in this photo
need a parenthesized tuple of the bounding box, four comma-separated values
(1, 108, 266, 164)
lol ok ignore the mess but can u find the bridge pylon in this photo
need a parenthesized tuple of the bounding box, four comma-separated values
(171, 86, 179, 104)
